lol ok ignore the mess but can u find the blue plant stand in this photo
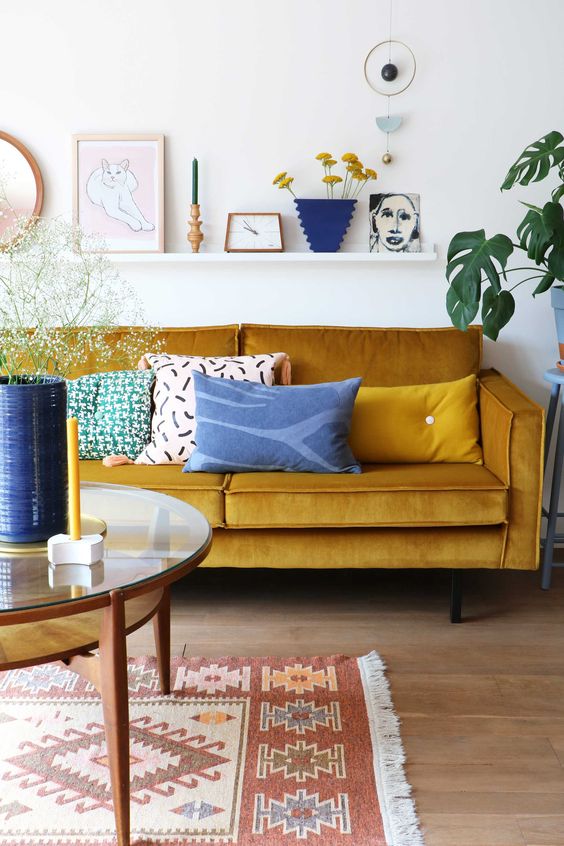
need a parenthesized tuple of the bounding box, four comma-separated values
(541, 367, 564, 588)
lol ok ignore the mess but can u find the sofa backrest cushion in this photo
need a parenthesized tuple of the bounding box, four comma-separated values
(240, 324, 482, 386)
(66, 325, 239, 378)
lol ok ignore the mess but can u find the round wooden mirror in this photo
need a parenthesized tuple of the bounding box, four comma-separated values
(0, 131, 43, 250)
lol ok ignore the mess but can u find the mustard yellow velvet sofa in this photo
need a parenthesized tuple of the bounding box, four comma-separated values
(76, 324, 544, 621)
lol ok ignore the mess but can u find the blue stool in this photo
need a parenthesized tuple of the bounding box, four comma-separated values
(541, 368, 564, 588)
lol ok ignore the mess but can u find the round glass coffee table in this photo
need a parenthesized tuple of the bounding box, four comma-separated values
(0, 482, 212, 846)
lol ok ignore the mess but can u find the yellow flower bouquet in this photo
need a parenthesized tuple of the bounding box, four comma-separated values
(273, 152, 377, 199)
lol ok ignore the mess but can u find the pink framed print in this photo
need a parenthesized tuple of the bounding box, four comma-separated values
(72, 134, 164, 253)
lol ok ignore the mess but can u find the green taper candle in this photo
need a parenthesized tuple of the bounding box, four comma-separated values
(192, 158, 198, 205)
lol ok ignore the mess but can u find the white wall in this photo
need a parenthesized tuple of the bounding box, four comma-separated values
(2, 0, 563, 403)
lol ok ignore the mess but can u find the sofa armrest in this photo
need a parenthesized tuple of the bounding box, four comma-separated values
(479, 369, 544, 569)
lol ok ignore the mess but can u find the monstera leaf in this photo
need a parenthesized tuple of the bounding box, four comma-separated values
(553, 183, 564, 205)
(501, 131, 564, 191)
(532, 272, 556, 296)
(518, 202, 564, 279)
(548, 250, 564, 281)
(543, 201, 564, 243)
(446, 230, 514, 335)
(481, 287, 515, 342)
(518, 205, 554, 264)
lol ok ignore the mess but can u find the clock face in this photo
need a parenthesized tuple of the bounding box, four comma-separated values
(226, 214, 283, 251)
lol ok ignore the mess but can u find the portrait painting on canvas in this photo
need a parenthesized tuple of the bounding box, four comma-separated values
(73, 135, 164, 253)
(369, 192, 421, 254)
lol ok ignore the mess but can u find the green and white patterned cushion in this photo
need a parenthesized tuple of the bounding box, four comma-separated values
(66, 370, 154, 460)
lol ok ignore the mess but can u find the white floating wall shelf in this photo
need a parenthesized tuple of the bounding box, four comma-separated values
(109, 245, 437, 264)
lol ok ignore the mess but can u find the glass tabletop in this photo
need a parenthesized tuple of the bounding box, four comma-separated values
(0, 482, 211, 614)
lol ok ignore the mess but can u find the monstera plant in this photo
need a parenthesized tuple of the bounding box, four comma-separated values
(446, 131, 564, 340)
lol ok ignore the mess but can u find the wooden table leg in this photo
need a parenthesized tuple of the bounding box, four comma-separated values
(153, 586, 171, 695)
(99, 590, 130, 846)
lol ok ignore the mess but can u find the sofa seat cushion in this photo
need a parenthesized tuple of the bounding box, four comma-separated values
(79, 461, 226, 527)
(224, 464, 508, 529)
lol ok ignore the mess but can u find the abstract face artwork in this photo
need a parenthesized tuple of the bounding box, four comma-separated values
(369, 193, 420, 253)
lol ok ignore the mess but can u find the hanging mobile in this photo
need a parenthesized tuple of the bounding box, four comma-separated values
(363, 0, 417, 165)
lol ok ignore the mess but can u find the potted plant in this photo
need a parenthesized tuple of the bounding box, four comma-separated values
(0, 217, 155, 543)
(445, 131, 564, 353)
(273, 152, 378, 252)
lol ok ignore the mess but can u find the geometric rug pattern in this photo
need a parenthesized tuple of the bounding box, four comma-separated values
(0, 653, 423, 845)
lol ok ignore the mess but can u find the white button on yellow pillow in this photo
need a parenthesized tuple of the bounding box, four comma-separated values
(349, 374, 482, 464)
(135, 352, 291, 465)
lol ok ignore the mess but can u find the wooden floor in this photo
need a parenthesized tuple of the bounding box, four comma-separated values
(127, 565, 564, 846)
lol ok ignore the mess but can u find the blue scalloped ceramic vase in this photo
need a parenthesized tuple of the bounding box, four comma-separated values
(0, 376, 68, 543)
(294, 198, 357, 252)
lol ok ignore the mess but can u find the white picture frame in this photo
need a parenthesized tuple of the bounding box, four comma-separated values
(72, 134, 164, 253)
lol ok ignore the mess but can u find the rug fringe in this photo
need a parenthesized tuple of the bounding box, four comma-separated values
(358, 651, 425, 846)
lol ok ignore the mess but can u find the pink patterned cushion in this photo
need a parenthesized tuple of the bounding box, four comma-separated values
(135, 352, 290, 465)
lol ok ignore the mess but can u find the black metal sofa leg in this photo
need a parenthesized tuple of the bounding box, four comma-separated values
(450, 570, 462, 624)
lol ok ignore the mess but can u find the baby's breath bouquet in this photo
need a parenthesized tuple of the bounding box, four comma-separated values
(273, 152, 377, 199)
(0, 217, 159, 383)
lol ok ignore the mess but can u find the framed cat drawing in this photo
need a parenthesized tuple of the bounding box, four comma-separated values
(73, 134, 164, 252)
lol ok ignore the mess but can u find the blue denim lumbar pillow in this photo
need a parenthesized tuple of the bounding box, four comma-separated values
(184, 372, 362, 474)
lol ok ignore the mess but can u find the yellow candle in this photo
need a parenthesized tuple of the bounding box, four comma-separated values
(67, 417, 81, 541)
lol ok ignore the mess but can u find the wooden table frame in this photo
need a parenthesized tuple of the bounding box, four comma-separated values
(0, 536, 212, 846)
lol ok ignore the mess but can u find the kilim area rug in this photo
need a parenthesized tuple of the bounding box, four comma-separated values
(0, 652, 423, 846)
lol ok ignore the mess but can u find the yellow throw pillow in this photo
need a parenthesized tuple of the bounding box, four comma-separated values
(349, 375, 482, 464)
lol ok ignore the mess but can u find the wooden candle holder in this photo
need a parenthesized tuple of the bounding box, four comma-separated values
(188, 204, 204, 253)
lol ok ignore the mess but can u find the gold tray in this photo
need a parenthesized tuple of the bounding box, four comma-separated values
(0, 515, 107, 555)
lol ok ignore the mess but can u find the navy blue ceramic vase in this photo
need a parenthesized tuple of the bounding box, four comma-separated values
(294, 198, 357, 252)
(0, 376, 68, 543)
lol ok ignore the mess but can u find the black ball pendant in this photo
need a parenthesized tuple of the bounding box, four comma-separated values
(381, 62, 398, 82)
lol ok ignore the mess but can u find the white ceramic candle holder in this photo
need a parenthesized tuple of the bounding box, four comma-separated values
(47, 533, 104, 566)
